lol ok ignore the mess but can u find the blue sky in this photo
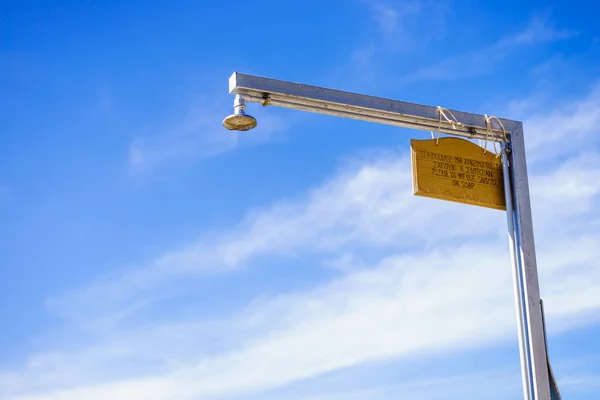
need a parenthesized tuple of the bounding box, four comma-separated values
(1, 0, 600, 399)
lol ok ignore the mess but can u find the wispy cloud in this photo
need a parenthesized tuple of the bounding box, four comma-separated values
(359, 0, 424, 50)
(515, 84, 600, 164)
(339, 0, 449, 86)
(403, 13, 576, 83)
(3, 81, 600, 400)
(128, 92, 287, 175)
(46, 150, 507, 326)
(498, 13, 576, 47)
(5, 230, 600, 399)
(275, 370, 522, 400)
(51, 80, 600, 326)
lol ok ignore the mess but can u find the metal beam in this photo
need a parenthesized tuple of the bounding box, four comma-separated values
(510, 125, 552, 400)
(229, 72, 520, 141)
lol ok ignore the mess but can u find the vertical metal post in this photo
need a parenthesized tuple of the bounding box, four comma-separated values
(509, 125, 552, 400)
(541, 300, 562, 400)
(501, 141, 533, 400)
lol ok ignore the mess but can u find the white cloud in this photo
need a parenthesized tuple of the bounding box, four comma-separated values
(499, 13, 576, 47)
(519, 85, 600, 164)
(271, 370, 522, 400)
(128, 93, 287, 175)
(361, 0, 423, 47)
(342, 0, 448, 85)
(47, 150, 508, 326)
(404, 13, 576, 83)
(49, 81, 600, 327)
(7, 230, 600, 399)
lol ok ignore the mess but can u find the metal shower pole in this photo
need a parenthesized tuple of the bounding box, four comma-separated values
(225, 72, 556, 400)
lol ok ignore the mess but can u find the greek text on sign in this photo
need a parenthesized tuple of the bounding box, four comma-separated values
(410, 137, 505, 210)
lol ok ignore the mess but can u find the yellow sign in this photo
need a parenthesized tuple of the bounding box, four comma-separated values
(411, 137, 506, 210)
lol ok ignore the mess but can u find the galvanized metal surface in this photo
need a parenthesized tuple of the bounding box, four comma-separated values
(510, 126, 552, 400)
(541, 300, 562, 400)
(229, 72, 518, 141)
(501, 141, 533, 400)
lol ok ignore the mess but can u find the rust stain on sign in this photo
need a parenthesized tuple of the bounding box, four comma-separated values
(411, 137, 506, 210)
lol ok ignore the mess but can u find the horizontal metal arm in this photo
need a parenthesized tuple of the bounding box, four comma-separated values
(229, 72, 521, 141)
